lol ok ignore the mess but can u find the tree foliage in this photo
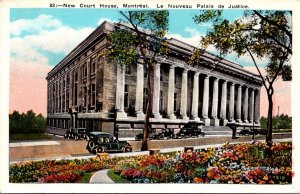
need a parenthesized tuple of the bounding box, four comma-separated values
(102, 11, 169, 150)
(260, 114, 292, 130)
(192, 10, 292, 145)
(9, 110, 47, 134)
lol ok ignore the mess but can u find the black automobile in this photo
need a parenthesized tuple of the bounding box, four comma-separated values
(64, 127, 88, 141)
(86, 132, 132, 154)
(175, 123, 205, 138)
(135, 129, 164, 141)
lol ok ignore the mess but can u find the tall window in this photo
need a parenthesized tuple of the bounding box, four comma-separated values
(124, 84, 129, 108)
(84, 87, 87, 108)
(90, 58, 96, 74)
(74, 72, 78, 106)
(125, 65, 131, 74)
(91, 84, 96, 107)
(83, 63, 88, 78)
(143, 88, 148, 113)
(160, 90, 163, 111)
(174, 93, 177, 112)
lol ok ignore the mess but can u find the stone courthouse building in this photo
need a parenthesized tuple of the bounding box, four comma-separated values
(46, 21, 262, 136)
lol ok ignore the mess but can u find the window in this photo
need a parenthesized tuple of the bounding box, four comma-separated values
(125, 65, 131, 74)
(90, 58, 96, 74)
(84, 87, 87, 108)
(143, 88, 148, 113)
(91, 84, 96, 107)
(174, 93, 177, 112)
(144, 66, 148, 78)
(83, 62, 88, 78)
(124, 84, 129, 108)
(160, 90, 163, 111)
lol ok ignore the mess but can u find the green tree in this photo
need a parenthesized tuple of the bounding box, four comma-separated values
(192, 10, 292, 146)
(101, 11, 169, 150)
(34, 113, 47, 134)
(9, 110, 47, 134)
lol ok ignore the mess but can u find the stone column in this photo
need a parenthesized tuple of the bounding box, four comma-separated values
(135, 63, 145, 119)
(152, 63, 162, 119)
(211, 77, 219, 126)
(86, 60, 91, 111)
(180, 69, 189, 120)
(64, 76, 67, 113)
(249, 88, 255, 123)
(220, 81, 228, 126)
(69, 70, 73, 110)
(51, 84, 54, 113)
(60, 79, 63, 113)
(229, 83, 235, 122)
(202, 75, 210, 126)
(255, 90, 260, 124)
(191, 72, 200, 121)
(243, 87, 249, 123)
(237, 85, 242, 123)
(116, 65, 127, 118)
(167, 65, 176, 119)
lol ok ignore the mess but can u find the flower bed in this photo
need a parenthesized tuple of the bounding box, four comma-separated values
(112, 142, 292, 184)
(9, 158, 106, 183)
(9, 142, 292, 184)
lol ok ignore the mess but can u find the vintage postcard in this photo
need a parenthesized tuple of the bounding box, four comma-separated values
(1, 0, 299, 193)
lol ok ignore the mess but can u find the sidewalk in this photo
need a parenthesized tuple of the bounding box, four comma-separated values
(9, 133, 292, 163)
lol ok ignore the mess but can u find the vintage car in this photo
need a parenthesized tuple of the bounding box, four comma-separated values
(175, 123, 205, 138)
(64, 127, 88, 141)
(86, 132, 132, 154)
(135, 129, 165, 141)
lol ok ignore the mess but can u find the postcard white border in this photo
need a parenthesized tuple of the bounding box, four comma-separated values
(1, 0, 299, 193)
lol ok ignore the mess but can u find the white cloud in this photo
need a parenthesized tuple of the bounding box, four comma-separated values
(167, 27, 203, 47)
(10, 14, 63, 36)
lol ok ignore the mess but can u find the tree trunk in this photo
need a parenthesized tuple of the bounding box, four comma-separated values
(266, 90, 273, 146)
(141, 63, 154, 151)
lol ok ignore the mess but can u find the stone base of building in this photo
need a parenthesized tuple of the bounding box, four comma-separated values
(203, 118, 210, 126)
(136, 112, 145, 119)
(117, 111, 127, 118)
(212, 118, 220, 126)
(167, 114, 177, 120)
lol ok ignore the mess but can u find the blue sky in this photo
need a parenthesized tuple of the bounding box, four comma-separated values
(10, 9, 248, 67)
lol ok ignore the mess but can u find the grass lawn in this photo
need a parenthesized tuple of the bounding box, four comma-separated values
(76, 172, 94, 183)
(107, 170, 132, 183)
(10, 133, 52, 141)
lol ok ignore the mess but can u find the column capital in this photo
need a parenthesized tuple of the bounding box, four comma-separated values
(156, 63, 161, 67)
(194, 71, 200, 76)
(183, 69, 188, 73)
(214, 77, 220, 81)
(238, 85, 242, 88)
(231, 82, 235, 86)
(204, 74, 210, 79)
(169, 64, 175, 69)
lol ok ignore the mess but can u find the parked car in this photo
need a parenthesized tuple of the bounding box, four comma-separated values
(135, 129, 165, 141)
(86, 132, 132, 154)
(64, 127, 88, 141)
(175, 123, 205, 138)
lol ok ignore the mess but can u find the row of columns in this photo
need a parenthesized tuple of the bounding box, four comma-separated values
(115, 63, 261, 126)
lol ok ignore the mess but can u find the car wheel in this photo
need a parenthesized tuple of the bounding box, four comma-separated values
(97, 146, 105, 153)
(88, 141, 95, 150)
(74, 135, 78, 141)
(64, 134, 67, 139)
(122, 146, 126, 153)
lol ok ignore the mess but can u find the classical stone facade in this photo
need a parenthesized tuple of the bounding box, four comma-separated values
(46, 21, 262, 136)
